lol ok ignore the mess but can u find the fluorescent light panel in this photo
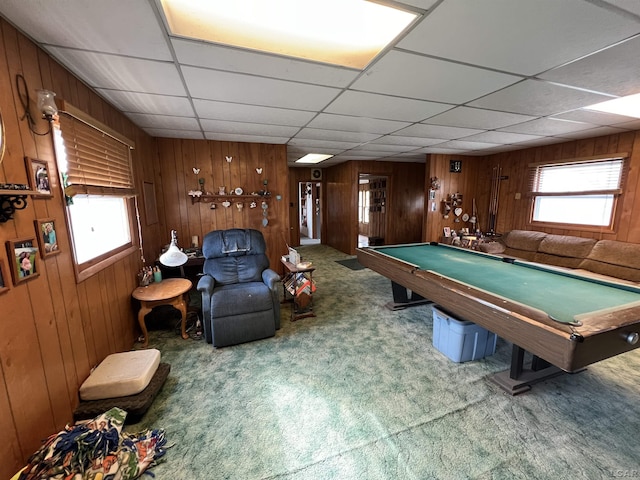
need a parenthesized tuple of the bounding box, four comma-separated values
(585, 93, 640, 119)
(296, 153, 333, 164)
(160, 0, 418, 69)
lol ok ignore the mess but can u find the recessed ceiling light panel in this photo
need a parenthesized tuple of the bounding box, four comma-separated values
(295, 153, 333, 164)
(585, 93, 640, 119)
(161, 0, 418, 69)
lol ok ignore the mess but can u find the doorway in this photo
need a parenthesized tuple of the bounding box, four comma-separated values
(299, 181, 322, 245)
(358, 174, 388, 248)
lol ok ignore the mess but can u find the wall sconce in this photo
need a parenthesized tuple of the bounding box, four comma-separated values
(16, 74, 58, 136)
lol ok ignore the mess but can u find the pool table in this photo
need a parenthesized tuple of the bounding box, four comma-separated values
(357, 242, 640, 394)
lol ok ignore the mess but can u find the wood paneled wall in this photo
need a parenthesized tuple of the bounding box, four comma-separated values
(325, 160, 425, 255)
(481, 131, 640, 241)
(155, 138, 290, 270)
(0, 19, 160, 478)
(424, 155, 488, 242)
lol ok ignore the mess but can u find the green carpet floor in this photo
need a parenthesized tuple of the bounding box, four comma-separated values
(128, 244, 640, 479)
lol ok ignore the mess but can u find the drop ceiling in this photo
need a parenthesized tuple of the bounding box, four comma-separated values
(2, 0, 640, 167)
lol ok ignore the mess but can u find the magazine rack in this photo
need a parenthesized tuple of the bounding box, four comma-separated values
(280, 256, 316, 321)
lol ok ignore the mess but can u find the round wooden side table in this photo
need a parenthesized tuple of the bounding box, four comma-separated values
(132, 278, 192, 347)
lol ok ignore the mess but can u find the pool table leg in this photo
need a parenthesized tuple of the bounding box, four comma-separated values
(385, 281, 433, 310)
(491, 344, 580, 395)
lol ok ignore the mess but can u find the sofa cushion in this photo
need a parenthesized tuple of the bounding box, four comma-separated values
(501, 230, 547, 260)
(79, 349, 160, 401)
(533, 234, 597, 268)
(503, 230, 548, 252)
(478, 241, 506, 254)
(579, 240, 640, 282)
(538, 234, 597, 258)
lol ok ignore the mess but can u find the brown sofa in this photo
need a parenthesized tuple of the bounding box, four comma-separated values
(480, 230, 640, 284)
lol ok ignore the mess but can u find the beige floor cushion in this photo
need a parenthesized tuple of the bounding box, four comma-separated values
(79, 349, 161, 401)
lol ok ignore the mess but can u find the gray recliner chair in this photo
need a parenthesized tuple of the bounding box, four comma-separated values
(197, 228, 281, 347)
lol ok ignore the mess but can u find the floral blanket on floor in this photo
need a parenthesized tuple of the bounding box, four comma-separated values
(19, 407, 168, 480)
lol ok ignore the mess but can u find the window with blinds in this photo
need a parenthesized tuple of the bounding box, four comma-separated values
(53, 105, 137, 281)
(529, 155, 626, 228)
(56, 113, 135, 196)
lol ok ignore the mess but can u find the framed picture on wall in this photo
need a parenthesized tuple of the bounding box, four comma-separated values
(25, 156, 52, 197)
(6, 237, 39, 285)
(443, 226, 451, 237)
(35, 218, 60, 258)
(0, 257, 10, 294)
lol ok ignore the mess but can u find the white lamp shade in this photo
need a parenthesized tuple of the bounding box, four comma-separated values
(159, 230, 188, 267)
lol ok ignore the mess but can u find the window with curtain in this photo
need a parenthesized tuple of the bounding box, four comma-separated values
(529, 155, 626, 229)
(53, 105, 137, 281)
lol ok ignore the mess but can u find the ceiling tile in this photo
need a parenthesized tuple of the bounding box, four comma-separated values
(539, 36, 640, 96)
(499, 118, 597, 136)
(369, 135, 444, 147)
(294, 128, 379, 143)
(395, 123, 485, 139)
(601, 0, 640, 16)
(0, 0, 171, 60)
(423, 106, 537, 129)
(469, 80, 613, 116)
(288, 138, 361, 150)
(616, 119, 640, 130)
(394, 0, 440, 10)
(95, 90, 195, 116)
(182, 66, 341, 110)
(350, 50, 522, 104)
(204, 133, 289, 144)
(143, 128, 204, 139)
(325, 90, 452, 122)
(396, 0, 640, 75)
(415, 146, 470, 155)
(432, 140, 502, 150)
(193, 99, 315, 127)
(350, 144, 421, 153)
(307, 113, 410, 134)
(125, 113, 200, 130)
(559, 126, 628, 139)
(47, 47, 185, 95)
(459, 131, 544, 144)
(200, 119, 299, 137)
(173, 39, 359, 87)
(551, 109, 638, 125)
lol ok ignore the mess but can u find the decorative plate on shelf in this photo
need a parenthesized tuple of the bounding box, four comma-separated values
(462, 213, 470, 222)
(234, 187, 243, 195)
(454, 207, 463, 217)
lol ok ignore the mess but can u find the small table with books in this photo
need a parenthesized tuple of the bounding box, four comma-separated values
(280, 256, 316, 321)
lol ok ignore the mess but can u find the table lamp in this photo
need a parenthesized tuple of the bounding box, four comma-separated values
(159, 230, 188, 267)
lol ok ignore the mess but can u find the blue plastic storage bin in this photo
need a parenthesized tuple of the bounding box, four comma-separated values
(432, 306, 497, 362)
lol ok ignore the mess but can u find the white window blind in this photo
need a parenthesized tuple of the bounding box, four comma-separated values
(530, 156, 626, 227)
(532, 158, 624, 195)
(55, 112, 135, 196)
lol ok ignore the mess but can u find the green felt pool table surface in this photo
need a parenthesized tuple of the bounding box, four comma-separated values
(374, 243, 640, 326)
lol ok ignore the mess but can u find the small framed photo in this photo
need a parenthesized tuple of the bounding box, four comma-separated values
(35, 218, 60, 258)
(443, 226, 451, 238)
(6, 237, 40, 285)
(25, 156, 52, 197)
(0, 258, 10, 294)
